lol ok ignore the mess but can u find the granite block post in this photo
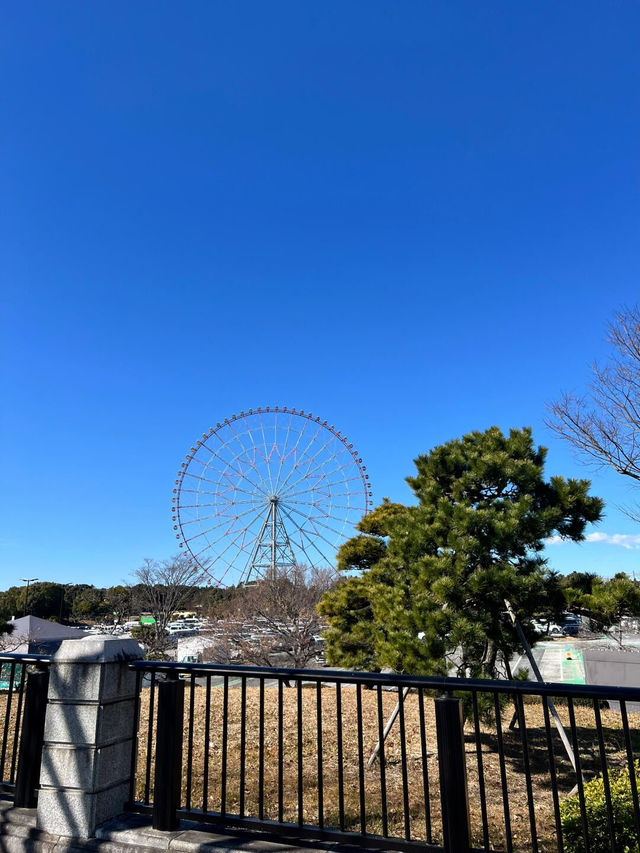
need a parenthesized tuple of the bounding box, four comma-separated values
(35, 636, 143, 838)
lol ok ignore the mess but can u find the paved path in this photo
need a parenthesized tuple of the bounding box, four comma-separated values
(512, 640, 586, 684)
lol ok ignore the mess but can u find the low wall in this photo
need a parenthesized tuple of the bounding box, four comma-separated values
(583, 646, 640, 711)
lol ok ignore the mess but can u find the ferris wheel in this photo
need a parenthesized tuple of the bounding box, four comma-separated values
(172, 407, 372, 587)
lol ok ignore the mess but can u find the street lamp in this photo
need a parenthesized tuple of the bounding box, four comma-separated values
(20, 577, 38, 616)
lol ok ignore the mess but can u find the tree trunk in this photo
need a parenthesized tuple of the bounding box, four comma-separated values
(481, 639, 498, 678)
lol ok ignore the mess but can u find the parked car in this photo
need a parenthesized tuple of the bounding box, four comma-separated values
(562, 615, 581, 636)
(531, 619, 563, 637)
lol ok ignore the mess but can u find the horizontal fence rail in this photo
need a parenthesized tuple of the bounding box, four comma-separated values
(0, 653, 51, 806)
(128, 661, 640, 853)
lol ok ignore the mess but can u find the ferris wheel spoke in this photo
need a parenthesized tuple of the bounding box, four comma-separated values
(272, 422, 309, 495)
(180, 513, 231, 527)
(244, 419, 276, 493)
(283, 474, 365, 502)
(195, 492, 263, 507)
(224, 417, 274, 497)
(277, 441, 351, 498)
(214, 474, 272, 502)
(274, 423, 327, 495)
(182, 470, 229, 488)
(193, 442, 271, 499)
(182, 469, 264, 494)
(283, 498, 366, 514)
(175, 487, 236, 498)
(179, 501, 265, 529)
(176, 502, 224, 510)
(208, 520, 263, 566)
(205, 431, 272, 497)
(193, 438, 250, 483)
(185, 453, 266, 498)
(272, 411, 298, 493)
(192, 540, 242, 579)
(284, 502, 348, 541)
(182, 503, 266, 544)
(291, 539, 318, 572)
(192, 543, 243, 586)
(286, 419, 351, 479)
(178, 496, 263, 510)
(256, 412, 276, 492)
(279, 505, 338, 566)
(280, 464, 359, 501)
(281, 502, 343, 548)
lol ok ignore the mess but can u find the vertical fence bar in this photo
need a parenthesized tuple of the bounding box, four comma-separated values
(0, 661, 16, 781)
(258, 677, 265, 821)
(336, 683, 345, 832)
(567, 697, 590, 853)
(278, 678, 284, 823)
(376, 684, 389, 837)
(239, 676, 246, 817)
(297, 679, 304, 827)
(221, 675, 229, 817)
(316, 681, 324, 829)
(9, 665, 26, 784)
(515, 694, 538, 853)
(471, 691, 490, 851)
(152, 672, 185, 832)
(202, 675, 211, 813)
(185, 673, 195, 812)
(14, 665, 49, 808)
(493, 692, 513, 853)
(418, 688, 433, 845)
(620, 700, 640, 846)
(593, 700, 617, 853)
(356, 683, 366, 835)
(128, 669, 142, 807)
(435, 692, 471, 853)
(542, 698, 564, 853)
(143, 672, 156, 805)
(398, 686, 411, 840)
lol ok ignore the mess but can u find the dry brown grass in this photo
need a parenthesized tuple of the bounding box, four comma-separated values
(134, 684, 640, 852)
(0, 679, 25, 786)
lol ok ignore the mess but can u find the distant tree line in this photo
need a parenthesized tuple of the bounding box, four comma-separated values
(0, 578, 231, 626)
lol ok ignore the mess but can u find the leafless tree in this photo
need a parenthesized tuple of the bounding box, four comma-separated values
(213, 564, 335, 669)
(548, 305, 640, 519)
(131, 554, 206, 654)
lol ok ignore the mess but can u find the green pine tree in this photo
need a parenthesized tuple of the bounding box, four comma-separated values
(319, 426, 603, 678)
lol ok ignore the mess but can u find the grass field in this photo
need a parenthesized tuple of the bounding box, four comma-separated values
(134, 683, 640, 852)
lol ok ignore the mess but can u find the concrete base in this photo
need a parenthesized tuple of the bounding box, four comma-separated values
(36, 637, 142, 839)
(0, 801, 367, 852)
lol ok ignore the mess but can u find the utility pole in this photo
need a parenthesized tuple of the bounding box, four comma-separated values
(21, 577, 38, 617)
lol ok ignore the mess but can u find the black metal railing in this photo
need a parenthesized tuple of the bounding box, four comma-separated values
(0, 653, 51, 807)
(128, 661, 640, 853)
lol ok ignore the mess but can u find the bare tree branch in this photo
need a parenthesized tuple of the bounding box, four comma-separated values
(547, 307, 640, 502)
(212, 564, 334, 669)
(130, 554, 207, 656)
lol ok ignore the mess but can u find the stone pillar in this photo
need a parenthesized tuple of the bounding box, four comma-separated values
(36, 636, 143, 838)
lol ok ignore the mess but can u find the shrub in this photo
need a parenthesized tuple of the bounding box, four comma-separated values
(560, 761, 640, 853)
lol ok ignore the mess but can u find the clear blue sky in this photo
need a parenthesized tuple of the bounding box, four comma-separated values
(2, 2, 639, 587)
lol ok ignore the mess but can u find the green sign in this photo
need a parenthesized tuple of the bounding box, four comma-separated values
(139, 616, 155, 625)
